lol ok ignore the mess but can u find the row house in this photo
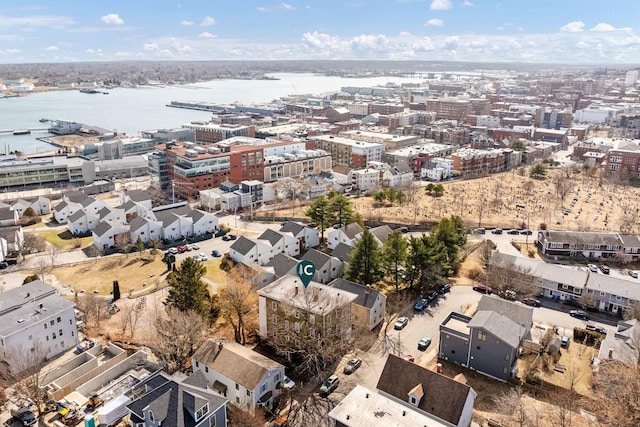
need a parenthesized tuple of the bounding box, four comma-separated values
(9, 196, 51, 217)
(67, 206, 125, 236)
(0, 225, 23, 258)
(450, 148, 512, 179)
(0, 208, 19, 226)
(312, 135, 384, 168)
(536, 230, 623, 259)
(54, 191, 106, 224)
(230, 225, 315, 266)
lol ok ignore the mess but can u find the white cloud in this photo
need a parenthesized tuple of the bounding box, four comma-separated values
(590, 23, 631, 32)
(86, 48, 102, 54)
(256, 7, 269, 12)
(560, 21, 584, 32)
(143, 42, 159, 51)
(0, 14, 76, 30)
(430, 0, 452, 11)
(198, 32, 216, 38)
(279, 2, 296, 10)
(180, 20, 194, 26)
(100, 13, 124, 25)
(114, 51, 131, 57)
(425, 19, 444, 27)
(200, 16, 216, 26)
(462, 1, 473, 6)
(45, 45, 59, 51)
(5, 48, 21, 53)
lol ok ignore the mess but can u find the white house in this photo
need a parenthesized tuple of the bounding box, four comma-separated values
(119, 189, 152, 211)
(0, 280, 77, 371)
(327, 222, 364, 250)
(10, 196, 51, 217)
(352, 168, 380, 192)
(128, 216, 162, 244)
(92, 220, 130, 251)
(258, 229, 300, 258)
(0, 225, 24, 254)
(185, 210, 219, 236)
(192, 339, 285, 412)
(279, 221, 320, 251)
(66, 210, 100, 236)
(329, 278, 386, 331)
(299, 249, 344, 284)
(229, 236, 274, 266)
(0, 208, 19, 226)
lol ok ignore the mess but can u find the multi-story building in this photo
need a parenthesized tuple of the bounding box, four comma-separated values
(382, 142, 454, 175)
(339, 130, 420, 150)
(148, 150, 169, 190)
(182, 122, 254, 144)
(605, 139, 640, 179)
(258, 275, 358, 349)
(313, 135, 384, 167)
(450, 148, 512, 178)
(536, 230, 623, 259)
(0, 155, 95, 191)
(425, 97, 471, 122)
(0, 280, 77, 371)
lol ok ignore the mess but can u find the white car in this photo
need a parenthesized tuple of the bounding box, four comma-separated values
(191, 243, 200, 250)
(282, 376, 295, 389)
(192, 254, 202, 262)
(198, 253, 208, 262)
(587, 264, 598, 272)
(629, 270, 638, 279)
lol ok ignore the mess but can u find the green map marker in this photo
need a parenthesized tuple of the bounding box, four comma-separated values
(296, 260, 316, 288)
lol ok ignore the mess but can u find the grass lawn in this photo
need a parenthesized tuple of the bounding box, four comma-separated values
(38, 228, 93, 250)
(202, 259, 227, 284)
(38, 255, 169, 295)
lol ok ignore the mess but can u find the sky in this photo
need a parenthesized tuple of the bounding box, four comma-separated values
(1, 1, 640, 64)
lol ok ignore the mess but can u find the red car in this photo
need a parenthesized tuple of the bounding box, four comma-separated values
(177, 245, 188, 253)
(472, 284, 493, 294)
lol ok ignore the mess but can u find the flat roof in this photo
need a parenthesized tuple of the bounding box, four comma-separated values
(442, 314, 470, 335)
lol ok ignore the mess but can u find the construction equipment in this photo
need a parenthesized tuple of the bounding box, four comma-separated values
(86, 393, 105, 410)
(57, 402, 81, 425)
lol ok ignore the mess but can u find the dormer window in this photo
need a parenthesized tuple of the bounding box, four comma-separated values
(195, 403, 209, 421)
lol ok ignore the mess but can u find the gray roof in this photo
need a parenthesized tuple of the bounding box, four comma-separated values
(129, 216, 149, 233)
(344, 222, 364, 239)
(153, 206, 192, 227)
(368, 225, 393, 244)
(468, 310, 526, 349)
(92, 221, 113, 237)
(265, 253, 299, 278)
(300, 248, 332, 269)
(477, 294, 533, 329)
(64, 191, 87, 204)
(619, 234, 640, 248)
(230, 236, 256, 256)
(0, 208, 16, 221)
(120, 200, 137, 212)
(67, 209, 85, 223)
(258, 229, 284, 246)
(123, 189, 150, 203)
(279, 221, 305, 236)
(490, 252, 588, 289)
(185, 209, 206, 223)
(539, 230, 622, 247)
(376, 354, 474, 426)
(329, 278, 382, 309)
(0, 201, 9, 209)
(586, 273, 640, 302)
(193, 339, 283, 391)
(54, 200, 68, 213)
(0, 280, 74, 337)
(0, 225, 21, 243)
(80, 197, 98, 208)
(331, 242, 354, 263)
(598, 319, 640, 366)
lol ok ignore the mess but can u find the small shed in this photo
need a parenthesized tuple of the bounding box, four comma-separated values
(548, 337, 562, 355)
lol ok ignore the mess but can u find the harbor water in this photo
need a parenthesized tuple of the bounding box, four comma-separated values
(0, 73, 424, 155)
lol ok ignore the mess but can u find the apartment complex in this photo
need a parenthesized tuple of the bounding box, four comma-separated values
(0, 155, 95, 191)
(312, 135, 384, 167)
(182, 122, 255, 144)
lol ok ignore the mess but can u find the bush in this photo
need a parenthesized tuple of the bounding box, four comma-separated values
(539, 223, 547, 230)
(467, 267, 485, 282)
(573, 327, 601, 346)
(528, 249, 536, 258)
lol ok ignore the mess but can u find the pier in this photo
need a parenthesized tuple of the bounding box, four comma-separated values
(0, 128, 49, 134)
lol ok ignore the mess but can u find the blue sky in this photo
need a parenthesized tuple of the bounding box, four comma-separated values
(1, 1, 640, 64)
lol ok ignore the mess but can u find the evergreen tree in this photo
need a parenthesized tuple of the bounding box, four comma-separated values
(382, 230, 408, 292)
(113, 280, 121, 301)
(345, 229, 383, 286)
(306, 196, 331, 242)
(327, 192, 356, 226)
(136, 236, 145, 259)
(166, 257, 210, 317)
(22, 274, 40, 284)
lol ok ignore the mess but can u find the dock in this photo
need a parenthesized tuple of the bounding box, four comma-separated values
(0, 128, 48, 134)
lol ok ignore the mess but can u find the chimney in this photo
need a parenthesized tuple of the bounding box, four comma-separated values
(218, 342, 224, 355)
(436, 363, 443, 374)
(365, 285, 371, 294)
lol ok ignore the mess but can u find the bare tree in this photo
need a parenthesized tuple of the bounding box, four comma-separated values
(477, 240, 496, 268)
(48, 245, 59, 268)
(4, 340, 49, 407)
(476, 198, 487, 227)
(218, 264, 261, 344)
(593, 361, 640, 426)
(265, 285, 357, 377)
(278, 177, 304, 210)
(492, 386, 531, 427)
(547, 389, 578, 427)
(579, 293, 597, 311)
(623, 300, 640, 321)
(21, 233, 47, 258)
(76, 293, 109, 331)
(144, 306, 207, 374)
(115, 233, 133, 256)
(553, 176, 572, 210)
(37, 257, 49, 281)
(118, 301, 143, 339)
(486, 258, 537, 298)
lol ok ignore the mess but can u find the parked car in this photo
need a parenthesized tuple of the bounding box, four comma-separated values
(177, 245, 188, 253)
(402, 354, 415, 363)
(198, 253, 208, 262)
(282, 376, 296, 389)
(414, 298, 428, 312)
(399, 226, 409, 233)
(521, 297, 541, 307)
(0, 261, 7, 269)
(629, 270, 639, 279)
(569, 309, 589, 320)
(561, 335, 570, 348)
(491, 228, 503, 235)
(507, 229, 520, 235)
(169, 247, 179, 254)
(192, 254, 202, 262)
(587, 264, 599, 272)
(498, 289, 517, 301)
(586, 324, 607, 334)
(228, 234, 237, 240)
(307, 222, 318, 228)
(599, 264, 610, 274)
(520, 229, 533, 235)
(438, 284, 451, 294)
(472, 284, 493, 294)
(319, 375, 339, 395)
(222, 235, 231, 241)
(394, 316, 409, 330)
(343, 357, 362, 374)
(426, 290, 439, 302)
(191, 243, 200, 250)
(417, 336, 432, 351)
(475, 227, 486, 234)
(185, 244, 194, 251)
(211, 250, 222, 257)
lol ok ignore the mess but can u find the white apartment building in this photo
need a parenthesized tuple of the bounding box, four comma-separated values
(0, 281, 77, 371)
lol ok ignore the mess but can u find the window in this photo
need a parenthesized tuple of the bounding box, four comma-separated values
(274, 373, 281, 382)
(59, 329, 63, 336)
(57, 317, 61, 323)
(236, 397, 240, 404)
(195, 361, 199, 368)
(46, 336, 49, 341)
(272, 315, 278, 325)
(294, 322, 300, 333)
(246, 390, 250, 396)
(294, 310, 300, 319)
(44, 324, 47, 329)
(205, 366, 209, 373)
(271, 301, 277, 310)
(52, 333, 57, 339)
(50, 320, 55, 326)
(195, 404, 209, 421)
(505, 353, 510, 361)
(284, 320, 289, 330)
(410, 397, 416, 404)
(69, 319, 72, 324)
(476, 346, 481, 350)
(236, 383, 239, 390)
(28, 335, 32, 340)
(477, 330, 487, 341)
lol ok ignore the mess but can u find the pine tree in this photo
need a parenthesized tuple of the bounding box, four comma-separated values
(166, 257, 210, 317)
(382, 230, 408, 292)
(113, 280, 121, 301)
(345, 229, 383, 286)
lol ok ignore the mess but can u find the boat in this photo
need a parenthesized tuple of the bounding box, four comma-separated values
(79, 88, 100, 94)
(13, 129, 31, 135)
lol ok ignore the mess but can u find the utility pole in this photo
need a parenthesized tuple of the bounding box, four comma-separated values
(171, 180, 175, 204)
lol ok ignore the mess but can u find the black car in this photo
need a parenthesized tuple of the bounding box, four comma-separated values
(0, 260, 8, 269)
(222, 235, 231, 241)
(491, 228, 503, 235)
(521, 297, 541, 307)
(426, 291, 439, 302)
(437, 284, 451, 294)
(228, 234, 237, 240)
(569, 309, 589, 320)
(414, 298, 428, 312)
(507, 229, 520, 235)
(211, 250, 222, 257)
